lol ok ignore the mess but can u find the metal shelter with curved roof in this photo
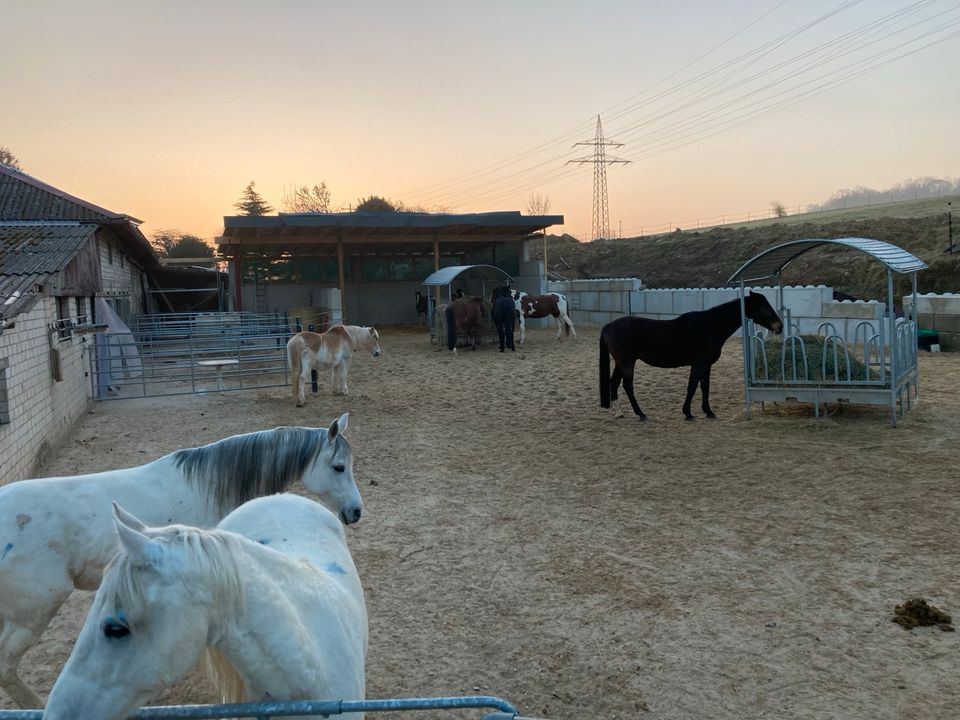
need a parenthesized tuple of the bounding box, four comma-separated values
(728, 237, 928, 284)
(422, 265, 514, 344)
(730, 237, 926, 426)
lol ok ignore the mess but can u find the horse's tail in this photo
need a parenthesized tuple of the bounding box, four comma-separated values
(445, 303, 456, 351)
(599, 326, 611, 408)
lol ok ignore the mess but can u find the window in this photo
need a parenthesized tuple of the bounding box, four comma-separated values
(55, 297, 72, 340)
(362, 258, 389, 282)
(389, 258, 414, 281)
(0, 358, 9, 425)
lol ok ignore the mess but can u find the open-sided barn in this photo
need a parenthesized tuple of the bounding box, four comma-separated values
(218, 211, 564, 326)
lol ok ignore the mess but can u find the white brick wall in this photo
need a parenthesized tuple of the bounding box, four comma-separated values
(0, 298, 94, 485)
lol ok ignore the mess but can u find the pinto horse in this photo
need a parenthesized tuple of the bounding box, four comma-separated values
(287, 325, 381, 407)
(0, 417, 358, 708)
(599, 292, 783, 421)
(444, 296, 483, 352)
(44, 494, 366, 720)
(492, 287, 575, 343)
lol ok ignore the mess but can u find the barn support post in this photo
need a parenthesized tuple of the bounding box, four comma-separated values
(232, 248, 243, 312)
(433, 232, 441, 311)
(337, 234, 346, 323)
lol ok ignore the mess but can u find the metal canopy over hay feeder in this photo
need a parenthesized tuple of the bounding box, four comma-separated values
(728, 237, 928, 426)
(422, 264, 514, 345)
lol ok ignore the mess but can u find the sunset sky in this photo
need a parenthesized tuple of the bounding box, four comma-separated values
(3, 0, 958, 243)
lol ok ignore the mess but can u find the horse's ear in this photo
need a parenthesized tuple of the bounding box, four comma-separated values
(113, 505, 161, 567)
(329, 412, 349, 440)
(112, 501, 147, 532)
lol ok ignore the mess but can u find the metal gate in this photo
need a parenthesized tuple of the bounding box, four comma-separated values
(0, 694, 533, 719)
(92, 311, 295, 399)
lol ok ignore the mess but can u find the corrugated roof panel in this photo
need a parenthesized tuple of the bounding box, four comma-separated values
(728, 237, 928, 284)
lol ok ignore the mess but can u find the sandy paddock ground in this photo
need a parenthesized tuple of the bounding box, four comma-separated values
(3, 325, 959, 719)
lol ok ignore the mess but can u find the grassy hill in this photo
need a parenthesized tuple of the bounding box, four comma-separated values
(541, 195, 959, 301)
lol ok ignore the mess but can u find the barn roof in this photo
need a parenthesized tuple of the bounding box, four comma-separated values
(0, 221, 99, 320)
(422, 264, 514, 287)
(728, 237, 928, 284)
(219, 211, 564, 256)
(0, 164, 157, 268)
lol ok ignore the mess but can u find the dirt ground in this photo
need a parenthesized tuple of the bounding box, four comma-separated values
(4, 325, 960, 719)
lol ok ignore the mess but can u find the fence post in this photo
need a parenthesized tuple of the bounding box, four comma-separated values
(308, 323, 319, 393)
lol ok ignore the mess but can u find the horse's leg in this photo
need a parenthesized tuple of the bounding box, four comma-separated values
(562, 310, 577, 337)
(609, 365, 622, 402)
(554, 314, 563, 339)
(682, 366, 705, 420)
(0, 618, 45, 708)
(297, 361, 310, 407)
(620, 362, 646, 421)
(518, 313, 526, 344)
(338, 362, 350, 395)
(701, 364, 716, 418)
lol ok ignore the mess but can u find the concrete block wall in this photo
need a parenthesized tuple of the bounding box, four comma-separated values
(548, 279, 891, 342)
(0, 298, 93, 486)
(904, 292, 960, 349)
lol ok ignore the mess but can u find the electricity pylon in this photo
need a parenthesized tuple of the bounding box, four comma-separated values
(567, 115, 630, 241)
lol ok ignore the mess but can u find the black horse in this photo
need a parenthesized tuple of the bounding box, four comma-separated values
(491, 287, 516, 352)
(599, 292, 783, 421)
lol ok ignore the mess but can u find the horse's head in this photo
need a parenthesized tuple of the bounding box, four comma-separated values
(746, 291, 783, 334)
(44, 505, 235, 720)
(365, 326, 382, 357)
(303, 413, 363, 525)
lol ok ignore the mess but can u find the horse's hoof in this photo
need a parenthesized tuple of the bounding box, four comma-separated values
(705, 413, 717, 420)
(637, 414, 647, 422)
(684, 415, 695, 421)
(614, 409, 625, 418)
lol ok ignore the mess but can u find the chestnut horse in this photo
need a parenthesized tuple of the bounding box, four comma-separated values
(599, 292, 783, 421)
(492, 287, 575, 343)
(444, 296, 483, 353)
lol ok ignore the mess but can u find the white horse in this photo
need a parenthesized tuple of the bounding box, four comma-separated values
(0, 414, 359, 709)
(43, 494, 367, 720)
(287, 325, 382, 408)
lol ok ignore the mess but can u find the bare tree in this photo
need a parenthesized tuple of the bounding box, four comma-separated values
(282, 183, 332, 213)
(526, 192, 551, 215)
(770, 201, 787, 218)
(0, 147, 23, 170)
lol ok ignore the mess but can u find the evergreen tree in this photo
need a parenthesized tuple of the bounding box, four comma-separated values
(0, 146, 23, 170)
(235, 181, 274, 215)
(355, 195, 397, 212)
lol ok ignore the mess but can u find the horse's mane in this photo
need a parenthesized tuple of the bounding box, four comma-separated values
(337, 324, 375, 349)
(171, 427, 332, 514)
(103, 526, 245, 634)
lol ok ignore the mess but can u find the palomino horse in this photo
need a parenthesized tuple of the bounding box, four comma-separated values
(0, 415, 359, 709)
(43, 494, 367, 720)
(287, 325, 381, 407)
(444, 296, 483, 353)
(599, 292, 783, 421)
(492, 287, 575, 343)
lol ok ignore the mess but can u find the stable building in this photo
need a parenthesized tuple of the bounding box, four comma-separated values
(0, 164, 158, 484)
(217, 211, 564, 325)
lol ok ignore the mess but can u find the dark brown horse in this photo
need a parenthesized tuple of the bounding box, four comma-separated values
(599, 292, 783, 421)
(444, 296, 483, 353)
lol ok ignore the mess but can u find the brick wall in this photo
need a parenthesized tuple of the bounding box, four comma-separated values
(0, 297, 94, 485)
(98, 237, 145, 319)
